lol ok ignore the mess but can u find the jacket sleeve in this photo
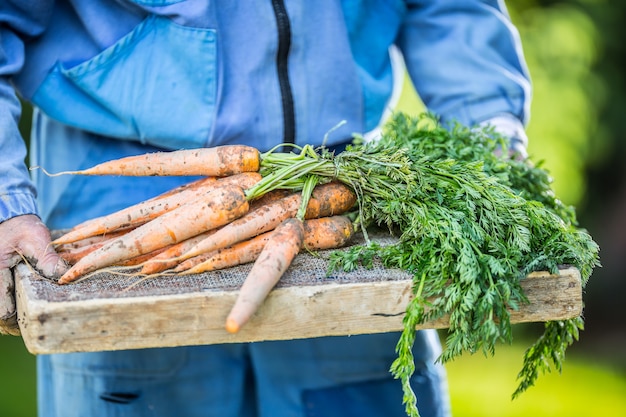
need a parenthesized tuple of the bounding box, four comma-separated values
(397, 0, 531, 148)
(0, 1, 54, 222)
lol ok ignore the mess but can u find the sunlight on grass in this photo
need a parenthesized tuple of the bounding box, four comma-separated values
(0, 336, 36, 417)
(445, 342, 626, 417)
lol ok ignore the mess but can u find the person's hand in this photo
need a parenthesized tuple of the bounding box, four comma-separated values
(0, 215, 68, 336)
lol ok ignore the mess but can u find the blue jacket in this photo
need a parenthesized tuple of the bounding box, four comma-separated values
(0, 0, 531, 224)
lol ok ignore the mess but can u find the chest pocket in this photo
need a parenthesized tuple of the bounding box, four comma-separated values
(33, 15, 217, 150)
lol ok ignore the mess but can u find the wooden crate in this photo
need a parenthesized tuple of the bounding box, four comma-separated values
(14, 233, 583, 355)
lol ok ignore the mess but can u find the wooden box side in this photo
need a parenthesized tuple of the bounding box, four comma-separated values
(15, 263, 582, 355)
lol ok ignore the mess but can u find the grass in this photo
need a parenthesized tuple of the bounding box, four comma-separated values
(0, 336, 36, 417)
(445, 338, 626, 417)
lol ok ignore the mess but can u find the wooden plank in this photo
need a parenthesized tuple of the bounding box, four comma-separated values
(14, 259, 582, 355)
(1, 269, 20, 336)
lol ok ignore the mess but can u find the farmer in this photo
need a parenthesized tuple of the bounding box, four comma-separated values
(0, 1, 530, 416)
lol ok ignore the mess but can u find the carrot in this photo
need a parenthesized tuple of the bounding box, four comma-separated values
(225, 217, 304, 333)
(300, 181, 357, 219)
(138, 230, 217, 275)
(58, 178, 217, 246)
(177, 193, 302, 262)
(177, 232, 271, 274)
(55, 228, 132, 252)
(52, 173, 260, 245)
(59, 236, 175, 266)
(248, 189, 292, 210)
(57, 229, 138, 264)
(115, 246, 171, 267)
(37, 145, 260, 177)
(302, 215, 354, 250)
(58, 184, 250, 284)
(177, 215, 354, 275)
(142, 176, 217, 202)
(176, 182, 356, 263)
(59, 241, 109, 265)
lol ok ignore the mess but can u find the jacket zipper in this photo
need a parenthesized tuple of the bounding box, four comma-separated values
(271, 0, 296, 145)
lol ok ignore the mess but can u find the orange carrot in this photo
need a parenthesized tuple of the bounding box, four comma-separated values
(248, 189, 292, 210)
(58, 184, 250, 284)
(177, 193, 302, 261)
(142, 176, 217, 202)
(58, 241, 108, 265)
(59, 237, 174, 267)
(38, 145, 260, 177)
(52, 173, 260, 245)
(225, 217, 304, 333)
(176, 182, 356, 263)
(302, 215, 354, 251)
(138, 230, 217, 275)
(177, 232, 272, 274)
(177, 215, 353, 275)
(300, 181, 357, 219)
(115, 246, 171, 267)
(55, 228, 133, 252)
(57, 229, 139, 264)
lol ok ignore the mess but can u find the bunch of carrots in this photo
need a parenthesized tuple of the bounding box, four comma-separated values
(40, 117, 601, 417)
(47, 145, 358, 333)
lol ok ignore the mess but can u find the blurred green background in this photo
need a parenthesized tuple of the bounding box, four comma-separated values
(2, 0, 626, 416)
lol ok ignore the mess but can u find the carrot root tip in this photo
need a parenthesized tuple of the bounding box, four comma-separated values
(30, 166, 74, 177)
(225, 318, 241, 334)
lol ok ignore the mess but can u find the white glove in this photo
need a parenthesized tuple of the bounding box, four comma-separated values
(479, 113, 529, 159)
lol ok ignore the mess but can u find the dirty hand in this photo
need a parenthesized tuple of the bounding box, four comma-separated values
(0, 215, 68, 336)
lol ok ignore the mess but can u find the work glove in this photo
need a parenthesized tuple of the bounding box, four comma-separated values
(479, 113, 529, 160)
(0, 214, 68, 336)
